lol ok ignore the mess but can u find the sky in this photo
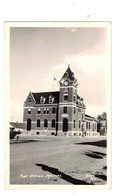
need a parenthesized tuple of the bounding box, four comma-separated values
(10, 26, 110, 122)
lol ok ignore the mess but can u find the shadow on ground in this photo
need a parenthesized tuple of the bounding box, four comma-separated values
(84, 151, 106, 159)
(85, 152, 103, 159)
(75, 140, 107, 148)
(36, 164, 93, 185)
(95, 174, 107, 181)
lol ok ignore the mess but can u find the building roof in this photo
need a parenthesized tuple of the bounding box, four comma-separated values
(85, 114, 94, 119)
(32, 91, 59, 104)
(10, 122, 25, 129)
(61, 65, 77, 81)
(85, 114, 97, 122)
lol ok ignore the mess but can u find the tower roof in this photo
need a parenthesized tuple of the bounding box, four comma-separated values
(61, 65, 76, 81)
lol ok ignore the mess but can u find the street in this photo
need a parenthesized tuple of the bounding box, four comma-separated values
(10, 136, 107, 185)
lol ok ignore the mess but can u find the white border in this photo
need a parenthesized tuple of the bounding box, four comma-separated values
(1, 1, 121, 194)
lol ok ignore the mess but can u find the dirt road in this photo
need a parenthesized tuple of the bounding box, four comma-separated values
(10, 136, 107, 185)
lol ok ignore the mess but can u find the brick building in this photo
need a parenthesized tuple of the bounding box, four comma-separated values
(23, 65, 98, 136)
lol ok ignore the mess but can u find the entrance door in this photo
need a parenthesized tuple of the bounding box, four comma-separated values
(63, 118, 68, 132)
(27, 118, 31, 131)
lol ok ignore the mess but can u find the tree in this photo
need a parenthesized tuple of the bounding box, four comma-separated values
(97, 114, 102, 132)
(97, 112, 107, 132)
(102, 112, 107, 130)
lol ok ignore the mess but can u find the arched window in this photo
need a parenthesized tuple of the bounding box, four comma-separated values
(51, 119, 55, 128)
(73, 120, 76, 128)
(63, 106, 67, 113)
(37, 108, 41, 114)
(86, 122, 88, 129)
(40, 96, 45, 103)
(28, 108, 31, 114)
(49, 95, 54, 103)
(79, 120, 81, 129)
(27, 118, 31, 131)
(37, 119, 40, 127)
(44, 119, 48, 128)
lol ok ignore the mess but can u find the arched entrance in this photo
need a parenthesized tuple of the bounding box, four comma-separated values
(27, 118, 31, 131)
(63, 118, 68, 132)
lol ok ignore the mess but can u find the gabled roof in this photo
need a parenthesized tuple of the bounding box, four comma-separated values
(32, 91, 59, 104)
(61, 65, 76, 81)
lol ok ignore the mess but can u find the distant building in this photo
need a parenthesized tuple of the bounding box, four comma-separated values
(23, 65, 98, 136)
(10, 122, 25, 132)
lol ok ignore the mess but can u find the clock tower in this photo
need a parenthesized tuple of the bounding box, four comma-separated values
(59, 65, 78, 103)
(58, 65, 78, 134)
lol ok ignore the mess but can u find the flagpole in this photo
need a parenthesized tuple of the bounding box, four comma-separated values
(53, 75, 57, 91)
(53, 75, 54, 91)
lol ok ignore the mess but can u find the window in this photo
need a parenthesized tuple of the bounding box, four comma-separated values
(63, 106, 67, 113)
(86, 122, 88, 129)
(64, 94, 68, 101)
(47, 108, 49, 114)
(82, 113, 83, 120)
(78, 108, 81, 112)
(44, 119, 48, 128)
(37, 108, 41, 114)
(28, 97, 32, 102)
(73, 95, 75, 101)
(51, 119, 55, 128)
(49, 96, 54, 103)
(52, 107, 56, 114)
(73, 120, 76, 128)
(74, 107, 76, 114)
(43, 108, 49, 114)
(44, 108, 46, 114)
(93, 124, 95, 131)
(37, 119, 40, 127)
(40, 96, 45, 103)
(79, 120, 81, 129)
(89, 122, 90, 129)
(28, 108, 31, 114)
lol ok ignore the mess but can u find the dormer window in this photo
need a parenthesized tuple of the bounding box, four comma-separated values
(49, 95, 54, 103)
(40, 96, 45, 104)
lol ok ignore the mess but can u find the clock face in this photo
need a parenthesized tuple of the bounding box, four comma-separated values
(64, 81, 68, 86)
